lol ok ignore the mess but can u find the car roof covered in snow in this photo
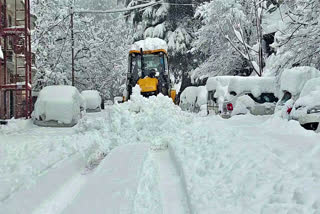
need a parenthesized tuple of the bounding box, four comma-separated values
(130, 38, 168, 55)
(227, 76, 278, 97)
(280, 66, 320, 96)
(206, 76, 237, 92)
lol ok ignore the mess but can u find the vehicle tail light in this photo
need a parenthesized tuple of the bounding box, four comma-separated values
(227, 103, 233, 111)
(287, 107, 292, 114)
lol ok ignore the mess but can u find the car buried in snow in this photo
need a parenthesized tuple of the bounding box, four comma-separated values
(32, 86, 86, 127)
(290, 77, 320, 132)
(81, 90, 102, 113)
(276, 66, 320, 116)
(207, 76, 279, 118)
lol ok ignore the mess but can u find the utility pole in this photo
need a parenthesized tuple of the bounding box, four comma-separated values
(70, 4, 75, 86)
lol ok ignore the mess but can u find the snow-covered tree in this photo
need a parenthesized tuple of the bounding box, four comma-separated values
(192, 0, 277, 80)
(265, 0, 320, 76)
(32, 0, 132, 100)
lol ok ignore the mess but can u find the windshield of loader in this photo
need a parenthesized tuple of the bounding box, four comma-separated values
(131, 53, 165, 75)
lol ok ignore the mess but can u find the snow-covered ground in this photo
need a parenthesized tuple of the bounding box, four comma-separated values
(1, 89, 319, 214)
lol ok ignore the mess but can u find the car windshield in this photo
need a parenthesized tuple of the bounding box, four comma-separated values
(280, 91, 292, 104)
(247, 93, 278, 104)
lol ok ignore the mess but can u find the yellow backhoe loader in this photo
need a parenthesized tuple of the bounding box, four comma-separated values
(123, 38, 176, 102)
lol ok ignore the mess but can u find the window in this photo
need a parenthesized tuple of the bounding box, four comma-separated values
(247, 93, 278, 104)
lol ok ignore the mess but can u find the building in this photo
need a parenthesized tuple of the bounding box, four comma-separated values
(0, 0, 36, 119)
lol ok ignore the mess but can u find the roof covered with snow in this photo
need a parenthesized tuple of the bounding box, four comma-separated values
(206, 76, 237, 92)
(227, 76, 278, 97)
(130, 38, 168, 52)
(280, 66, 320, 95)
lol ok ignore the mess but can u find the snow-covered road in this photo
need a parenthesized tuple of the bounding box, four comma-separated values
(1, 91, 320, 214)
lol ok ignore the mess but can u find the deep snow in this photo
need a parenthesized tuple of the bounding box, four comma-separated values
(1, 89, 320, 214)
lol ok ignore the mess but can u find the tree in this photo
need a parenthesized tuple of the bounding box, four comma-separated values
(265, 0, 320, 76)
(32, 0, 133, 100)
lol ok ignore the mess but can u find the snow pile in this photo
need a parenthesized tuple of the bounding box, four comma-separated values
(228, 76, 278, 97)
(231, 95, 255, 116)
(170, 115, 320, 214)
(280, 66, 320, 96)
(130, 38, 168, 52)
(81, 90, 101, 110)
(179, 86, 207, 113)
(32, 86, 86, 124)
(0, 119, 97, 202)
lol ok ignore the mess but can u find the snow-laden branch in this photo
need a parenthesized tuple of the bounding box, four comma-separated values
(75, 1, 161, 14)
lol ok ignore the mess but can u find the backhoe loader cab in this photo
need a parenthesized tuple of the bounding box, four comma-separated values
(124, 38, 176, 102)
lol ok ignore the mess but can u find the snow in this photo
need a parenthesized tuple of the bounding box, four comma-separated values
(0, 45, 3, 59)
(280, 66, 320, 96)
(81, 90, 101, 110)
(130, 38, 168, 52)
(231, 95, 255, 116)
(228, 76, 278, 97)
(294, 77, 320, 109)
(179, 86, 207, 113)
(32, 86, 86, 124)
(262, 4, 291, 34)
(206, 76, 235, 92)
(1, 87, 320, 214)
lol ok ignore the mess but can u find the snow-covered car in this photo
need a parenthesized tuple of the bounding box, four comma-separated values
(206, 76, 236, 115)
(290, 77, 320, 132)
(179, 86, 207, 114)
(32, 85, 86, 127)
(207, 76, 278, 118)
(81, 90, 102, 113)
(276, 66, 320, 114)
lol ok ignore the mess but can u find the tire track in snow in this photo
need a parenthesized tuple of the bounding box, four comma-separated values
(152, 149, 191, 214)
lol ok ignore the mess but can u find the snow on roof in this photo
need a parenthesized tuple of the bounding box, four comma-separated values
(130, 38, 168, 52)
(0, 45, 3, 59)
(206, 76, 236, 92)
(294, 77, 320, 109)
(227, 76, 278, 97)
(280, 66, 320, 96)
(262, 4, 291, 34)
(33, 85, 85, 124)
(81, 90, 101, 110)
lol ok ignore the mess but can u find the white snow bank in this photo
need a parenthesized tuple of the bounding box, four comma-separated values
(294, 77, 320, 109)
(228, 76, 278, 97)
(179, 86, 207, 113)
(130, 38, 168, 52)
(280, 66, 320, 96)
(81, 90, 101, 110)
(32, 86, 85, 124)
